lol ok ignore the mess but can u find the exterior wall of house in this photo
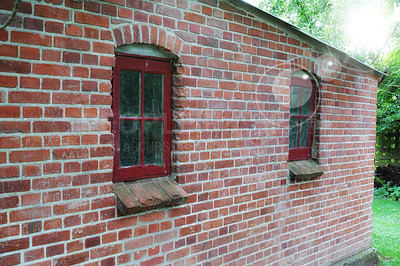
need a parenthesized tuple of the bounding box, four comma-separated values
(0, 0, 378, 265)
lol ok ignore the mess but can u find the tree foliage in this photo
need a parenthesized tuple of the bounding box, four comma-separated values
(377, 46, 400, 134)
(258, 0, 346, 49)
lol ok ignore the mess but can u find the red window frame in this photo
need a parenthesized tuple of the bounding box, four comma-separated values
(112, 54, 172, 182)
(288, 76, 316, 161)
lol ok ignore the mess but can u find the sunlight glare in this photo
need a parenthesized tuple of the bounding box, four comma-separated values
(345, 2, 390, 52)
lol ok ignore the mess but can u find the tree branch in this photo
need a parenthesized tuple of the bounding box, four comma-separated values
(0, 0, 22, 32)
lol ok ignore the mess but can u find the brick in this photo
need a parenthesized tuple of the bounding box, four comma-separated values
(0, 60, 31, 74)
(33, 231, 70, 246)
(10, 150, 49, 163)
(33, 63, 71, 76)
(90, 68, 112, 80)
(24, 18, 44, 31)
(21, 193, 41, 206)
(43, 78, 61, 90)
(0, 180, 30, 194)
(33, 175, 72, 190)
(45, 107, 63, 117)
(84, 27, 99, 39)
(53, 93, 89, 104)
(0, 238, 29, 253)
(0, 196, 19, 209)
(75, 12, 110, 27)
(20, 46, 40, 59)
(0, 122, 30, 133)
(10, 206, 51, 222)
(54, 37, 90, 51)
(90, 244, 122, 259)
(22, 165, 41, 177)
(66, 108, 82, 117)
(0, 137, 20, 148)
(11, 31, 52, 46)
(0, 254, 20, 265)
(43, 163, 62, 175)
(25, 248, 45, 262)
(46, 244, 64, 257)
(22, 221, 42, 235)
(0, 106, 19, 118)
(9, 91, 50, 103)
(140, 256, 164, 266)
(85, 236, 100, 248)
(0, 45, 18, 57)
(66, 24, 83, 37)
(35, 4, 70, 20)
(20, 77, 40, 89)
(44, 135, 61, 147)
(63, 52, 81, 63)
(22, 136, 42, 147)
(53, 148, 89, 160)
(53, 200, 90, 215)
(33, 121, 71, 133)
(45, 21, 64, 34)
(0, 166, 19, 178)
(0, 75, 17, 88)
(184, 12, 205, 23)
(72, 223, 106, 239)
(22, 107, 43, 118)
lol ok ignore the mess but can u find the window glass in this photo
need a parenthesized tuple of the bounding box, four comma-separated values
(289, 118, 299, 149)
(120, 71, 141, 117)
(144, 121, 164, 165)
(299, 119, 309, 147)
(144, 73, 163, 117)
(290, 86, 300, 114)
(301, 87, 312, 115)
(120, 120, 140, 166)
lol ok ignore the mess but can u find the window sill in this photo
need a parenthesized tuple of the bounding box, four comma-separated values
(287, 159, 324, 180)
(114, 177, 188, 215)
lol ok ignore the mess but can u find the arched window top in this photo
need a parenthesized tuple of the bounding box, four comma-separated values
(115, 44, 178, 60)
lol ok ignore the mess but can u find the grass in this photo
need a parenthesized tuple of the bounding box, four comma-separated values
(372, 198, 400, 265)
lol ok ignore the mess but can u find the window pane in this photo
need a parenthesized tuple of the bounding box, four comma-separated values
(120, 120, 140, 166)
(301, 87, 312, 115)
(300, 119, 309, 147)
(144, 73, 163, 117)
(120, 71, 141, 117)
(289, 118, 299, 148)
(290, 86, 300, 114)
(144, 121, 163, 165)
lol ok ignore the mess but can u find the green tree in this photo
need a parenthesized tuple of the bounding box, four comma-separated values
(377, 46, 400, 134)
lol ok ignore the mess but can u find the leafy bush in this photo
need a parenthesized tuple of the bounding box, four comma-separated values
(374, 178, 400, 201)
(374, 187, 389, 199)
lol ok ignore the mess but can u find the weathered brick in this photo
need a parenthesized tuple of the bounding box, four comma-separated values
(32, 231, 70, 246)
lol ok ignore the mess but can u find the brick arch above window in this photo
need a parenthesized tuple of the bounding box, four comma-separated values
(290, 57, 314, 74)
(111, 24, 183, 57)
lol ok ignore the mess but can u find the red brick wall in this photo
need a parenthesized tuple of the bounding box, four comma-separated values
(0, 0, 378, 265)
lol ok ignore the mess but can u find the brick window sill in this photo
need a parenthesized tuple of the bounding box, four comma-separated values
(114, 177, 188, 215)
(288, 159, 324, 180)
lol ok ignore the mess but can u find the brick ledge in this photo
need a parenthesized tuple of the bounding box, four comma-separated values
(288, 159, 324, 180)
(114, 177, 188, 215)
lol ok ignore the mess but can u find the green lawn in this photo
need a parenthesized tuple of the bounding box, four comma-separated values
(372, 198, 400, 265)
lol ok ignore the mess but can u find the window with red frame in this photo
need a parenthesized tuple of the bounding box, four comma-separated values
(288, 74, 316, 161)
(112, 54, 172, 182)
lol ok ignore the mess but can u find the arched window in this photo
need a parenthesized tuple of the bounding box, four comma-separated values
(288, 71, 317, 161)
